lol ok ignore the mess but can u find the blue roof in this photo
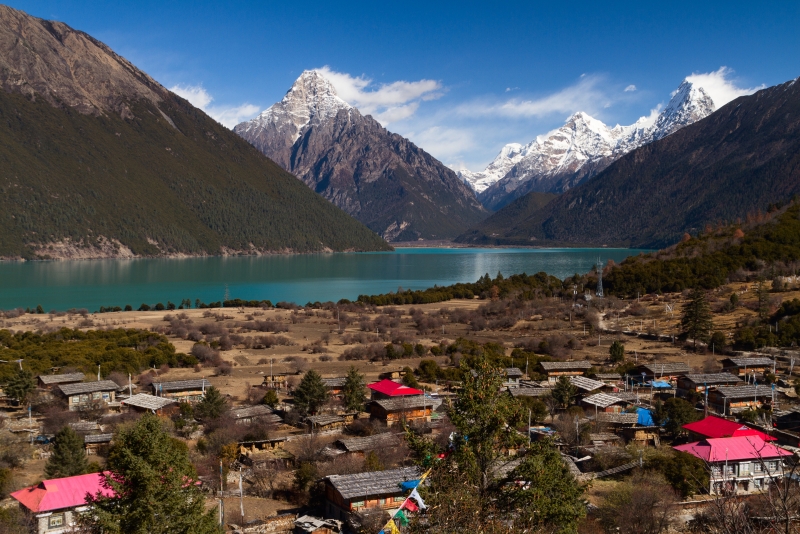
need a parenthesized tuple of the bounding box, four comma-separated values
(648, 380, 672, 388)
(637, 407, 654, 426)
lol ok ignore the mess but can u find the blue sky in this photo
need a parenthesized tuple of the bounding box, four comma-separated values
(8, 1, 800, 170)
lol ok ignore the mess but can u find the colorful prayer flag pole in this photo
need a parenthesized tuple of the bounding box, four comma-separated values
(377, 468, 432, 533)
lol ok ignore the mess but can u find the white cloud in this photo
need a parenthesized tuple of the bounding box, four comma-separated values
(455, 74, 615, 119)
(685, 66, 764, 108)
(314, 66, 443, 126)
(404, 126, 477, 163)
(169, 84, 260, 128)
(624, 84, 637, 92)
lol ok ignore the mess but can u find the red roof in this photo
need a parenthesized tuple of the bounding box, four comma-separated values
(367, 379, 423, 397)
(11, 472, 114, 513)
(674, 436, 792, 463)
(683, 415, 776, 441)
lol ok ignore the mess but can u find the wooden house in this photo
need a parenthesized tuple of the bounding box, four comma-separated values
(121, 393, 177, 415)
(37, 373, 85, 390)
(57, 381, 119, 411)
(707, 385, 774, 415)
(230, 404, 283, 425)
(367, 379, 423, 400)
(150, 379, 210, 402)
(677, 373, 743, 398)
(633, 363, 690, 382)
(369, 396, 437, 426)
(334, 433, 402, 458)
(323, 466, 420, 521)
(580, 393, 631, 414)
(322, 377, 347, 397)
(721, 357, 774, 377)
(83, 434, 112, 455)
(305, 414, 346, 432)
(538, 361, 592, 383)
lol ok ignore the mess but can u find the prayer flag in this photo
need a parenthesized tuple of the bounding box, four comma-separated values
(409, 487, 427, 510)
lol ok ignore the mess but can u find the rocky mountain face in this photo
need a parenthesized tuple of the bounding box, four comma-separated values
(0, 6, 390, 259)
(469, 80, 715, 211)
(456, 76, 800, 249)
(235, 71, 487, 241)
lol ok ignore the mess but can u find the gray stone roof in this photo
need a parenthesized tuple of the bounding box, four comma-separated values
(682, 373, 744, 386)
(58, 380, 119, 396)
(151, 379, 211, 393)
(714, 385, 775, 399)
(230, 404, 274, 419)
(372, 396, 441, 411)
(596, 412, 639, 424)
(336, 433, 400, 453)
(539, 361, 592, 371)
(582, 393, 628, 409)
(121, 393, 177, 411)
(306, 414, 344, 426)
(83, 433, 113, 444)
(508, 387, 552, 398)
(723, 357, 774, 367)
(326, 466, 420, 500)
(38, 373, 86, 385)
(635, 363, 691, 375)
(569, 376, 605, 392)
(504, 367, 523, 378)
(322, 377, 347, 388)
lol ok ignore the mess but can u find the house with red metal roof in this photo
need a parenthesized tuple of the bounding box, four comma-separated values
(367, 379, 423, 400)
(683, 415, 776, 442)
(674, 436, 791, 495)
(11, 472, 114, 533)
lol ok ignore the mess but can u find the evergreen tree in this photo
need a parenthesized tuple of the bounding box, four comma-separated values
(680, 288, 714, 351)
(262, 389, 279, 409)
(293, 369, 327, 415)
(44, 426, 90, 479)
(406, 362, 585, 533)
(551, 375, 578, 409)
(341, 366, 366, 413)
(609, 340, 625, 363)
(3, 369, 34, 404)
(81, 414, 220, 534)
(194, 386, 227, 421)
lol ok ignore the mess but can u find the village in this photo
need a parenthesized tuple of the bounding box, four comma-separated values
(1, 279, 800, 533)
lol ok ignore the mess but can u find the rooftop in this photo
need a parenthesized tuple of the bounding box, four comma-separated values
(367, 379, 423, 397)
(230, 404, 275, 419)
(682, 373, 744, 385)
(151, 379, 211, 393)
(569, 376, 605, 392)
(58, 380, 120, 396)
(37, 373, 86, 385)
(635, 362, 691, 375)
(595, 412, 639, 424)
(326, 466, 420, 500)
(11, 472, 114, 513)
(594, 373, 623, 381)
(714, 385, 775, 399)
(682, 415, 776, 441)
(322, 377, 347, 388)
(121, 393, 177, 411)
(582, 393, 629, 408)
(306, 414, 344, 426)
(508, 387, 552, 398)
(83, 434, 113, 444)
(539, 361, 592, 371)
(674, 436, 791, 462)
(372, 396, 440, 412)
(336, 433, 400, 453)
(723, 357, 775, 367)
(504, 367, 523, 378)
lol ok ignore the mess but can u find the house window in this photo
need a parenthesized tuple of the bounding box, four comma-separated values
(394, 496, 404, 502)
(379, 498, 386, 505)
(767, 461, 778, 471)
(49, 514, 64, 528)
(754, 479, 763, 489)
(754, 462, 763, 473)
(724, 464, 736, 475)
(739, 462, 751, 476)
(711, 465, 722, 476)
(93, 392, 101, 400)
(351, 501, 364, 509)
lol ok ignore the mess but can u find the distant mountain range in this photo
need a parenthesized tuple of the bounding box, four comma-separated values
(0, 5, 389, 259)
(456, 75, 800, 249)
(459, 80, 715, 211)
(234, 71, 486, 241)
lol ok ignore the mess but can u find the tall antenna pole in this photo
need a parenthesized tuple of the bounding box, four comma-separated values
(596, 257, 604, 298)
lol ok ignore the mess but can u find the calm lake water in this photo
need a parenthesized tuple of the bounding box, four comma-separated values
(0, 248, 649, 311)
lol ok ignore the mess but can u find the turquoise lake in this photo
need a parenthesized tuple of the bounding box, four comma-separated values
(0, 248, 649, 311)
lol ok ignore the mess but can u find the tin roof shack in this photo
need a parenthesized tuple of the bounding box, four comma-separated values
(230, 405, 283, 425)
(322, 378, 347, 397)
(37, 373, 85, 390)
(11, 472, 115, 534)
(633, 363, 690, 382)
(708, 385, 774, 415)
(323, 466, 420, 521)
(674, 436, 792, 495)
(677, 373, 743, 399)
(57, 381, 118, 412)
(334, 433, 402, 458)
(121, 394, 177, 415)
(367, 379, 423, 400)
(581, 393, 631, 415)
(83, 434, 112, 456)
(504, 368, 524, 387)
(539, 361, 592, 383)
(150, 379, 210, 402)
(369, 396, 437, 427)
(682, 415, 776, 442)
(721, 357, 775, 377)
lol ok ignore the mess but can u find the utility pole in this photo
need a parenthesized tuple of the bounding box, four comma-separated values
(239, 466, 244, 524)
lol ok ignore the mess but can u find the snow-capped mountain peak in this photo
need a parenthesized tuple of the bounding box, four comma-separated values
(236, 70, 351, 143)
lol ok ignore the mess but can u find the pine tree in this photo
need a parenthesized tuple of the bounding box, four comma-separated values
(681, 287, 714, 351)
(609, 340, 625, 363)
(3, 369, 34, 404)
(82, 414, 220, 534)
(341, 366, 366, 413)
(44, 426, 89, 479)
(551, 375, 578, 409)
(293, 369, 327, 415)
(194, 386, 227, 421)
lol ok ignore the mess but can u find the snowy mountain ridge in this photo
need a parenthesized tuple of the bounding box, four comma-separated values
(464, 80, 716, 209)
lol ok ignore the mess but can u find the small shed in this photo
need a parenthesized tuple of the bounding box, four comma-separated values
(150, 379, 210, 402)
(538, 361, 592, 383)
(230, 405, 283, 425)
(721, 357, 774, 377)
(37, 373, 86, 390)
(121, 393, 177, 414)
(504, 368, 524, 387)
(334, 433, 401, 457)
(323, 466, 420, 521)
(83, 434, 112, 455)
(322, 378, 347, 397)
(57, 381, 119, 411)
(305, 414, 346, 432)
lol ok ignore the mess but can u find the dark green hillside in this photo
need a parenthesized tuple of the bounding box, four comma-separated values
(455, 192, 557, 245)
(0, 91, 390, 258)
(457, 76, 800, 249)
